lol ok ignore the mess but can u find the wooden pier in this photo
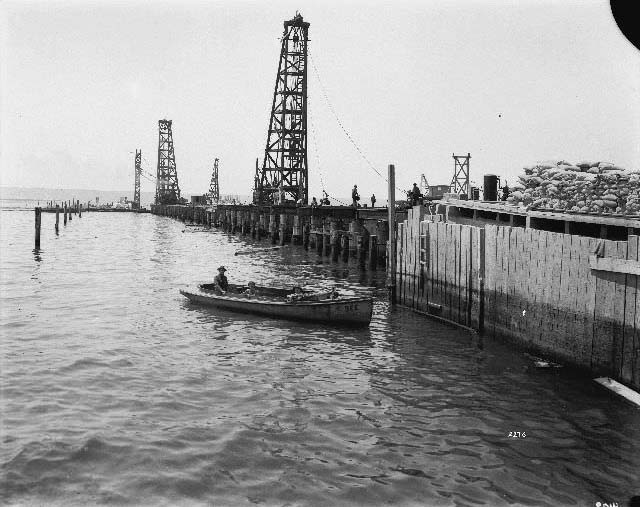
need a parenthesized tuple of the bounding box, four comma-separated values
(150, 203, 399, 270)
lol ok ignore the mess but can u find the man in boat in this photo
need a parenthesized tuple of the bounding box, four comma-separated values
(243, 281, 258, 296)
(286, 286, 305, 302)
(213, 266, 229, 294)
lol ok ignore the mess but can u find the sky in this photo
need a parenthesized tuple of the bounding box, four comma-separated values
(1, 0, 639, 202)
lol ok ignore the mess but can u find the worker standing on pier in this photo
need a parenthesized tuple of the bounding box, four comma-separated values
(352, 185, 360, 208)
(371, 194, 376, 208)
(410, 183, 422, 206)
(311, 197, 318, 207)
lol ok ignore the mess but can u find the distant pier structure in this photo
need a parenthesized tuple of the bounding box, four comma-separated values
(133, 149, 142, 210)
(155, 119, 181, 205)
(208, 158, 220, 204)
(254, 13, 310, 206)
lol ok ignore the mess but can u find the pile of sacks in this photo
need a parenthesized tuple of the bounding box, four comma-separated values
(507, 160, 640, 215)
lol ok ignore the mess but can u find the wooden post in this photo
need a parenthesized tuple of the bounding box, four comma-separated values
(79, 203, 82, 217)
(292, 215, 301, 245)
(369, 235, 378, 269)
(357, 230, 367, 266)
(279, 213, 287, 245)
(387, 164, 396, 302)
(322, 221, 331, 256)
(35, 207, 41, 248)
(341, 234, 349, 261)
(64, 204, 68, 225)
(303, 222, 310, 250)
(269, 213, 277, 244)
(330, 222, 339, 261)
(55, 205, 60, 234)
(68, 203, 72, 221)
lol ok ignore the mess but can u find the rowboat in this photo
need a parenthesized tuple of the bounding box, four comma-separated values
(180, 283, 373, 327)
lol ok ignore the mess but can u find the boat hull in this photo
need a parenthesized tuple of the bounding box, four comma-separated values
(180, 288, 373, 327)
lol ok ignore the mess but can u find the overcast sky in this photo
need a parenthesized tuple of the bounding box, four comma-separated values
(1, 0, 638, 201)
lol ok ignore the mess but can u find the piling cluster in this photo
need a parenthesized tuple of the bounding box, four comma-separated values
(34, 201, 84, 248)
(152, 204, 389, 270)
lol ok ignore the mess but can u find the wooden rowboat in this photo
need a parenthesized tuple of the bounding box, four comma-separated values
(180, 283, 373, 327)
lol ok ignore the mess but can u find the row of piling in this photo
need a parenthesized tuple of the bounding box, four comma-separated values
(34, 202, 83, 248)
(152, 204, 388, 270)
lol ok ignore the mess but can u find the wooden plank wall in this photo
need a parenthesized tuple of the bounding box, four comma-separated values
(396, 220, 640, 388)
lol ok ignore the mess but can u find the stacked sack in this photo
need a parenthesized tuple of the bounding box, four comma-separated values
(506, 160, 640, 215)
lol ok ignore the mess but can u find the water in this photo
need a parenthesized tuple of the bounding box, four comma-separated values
(1, 209, 638, 506)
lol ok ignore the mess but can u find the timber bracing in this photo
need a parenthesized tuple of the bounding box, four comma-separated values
(255, 13, 310, 205)
(155, 119, 181, 205)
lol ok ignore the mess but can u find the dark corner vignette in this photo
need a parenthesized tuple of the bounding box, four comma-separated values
(610, 0, 640, 51)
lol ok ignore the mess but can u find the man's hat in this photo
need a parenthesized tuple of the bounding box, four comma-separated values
(218, 266, 227, 271)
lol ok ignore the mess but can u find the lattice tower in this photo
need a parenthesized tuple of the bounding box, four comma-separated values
(155, 119, 181, 205)
(133, 149, 142, 209)
(254, 13, 309, 205)
(208, 158, 220, 204)
(450, 153, 471, 197)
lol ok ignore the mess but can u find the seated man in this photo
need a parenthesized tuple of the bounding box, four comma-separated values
(213, 265, 229, 294)
(243, 281, 258, 296)
(286, 286, 305, 302)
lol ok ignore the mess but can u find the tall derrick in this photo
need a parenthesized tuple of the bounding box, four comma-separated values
(133, 149, 142, 209)
(254, 13, 309, 205)
(155, 119, 181, 205)
(208, 158, 220, 204)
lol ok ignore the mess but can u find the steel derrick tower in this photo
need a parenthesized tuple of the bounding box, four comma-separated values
(208, 158, 220, 204)
(254, 13, 310, 205)
(155, 119, 181, 205)
(133, 149, 142, 209)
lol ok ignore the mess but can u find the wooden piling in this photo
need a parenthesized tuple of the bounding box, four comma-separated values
(64, 205, 68, 225)
(369, 235, 378, 269)
(341, 234, 349, 261)
(387, 164, 397, 302)
(322, 221, 331, 256)
(292, 215, 301, 245)
(303, 223, 310, 249)
(279, 213, 287, 246)
(55, 205, 60, 234)
(79, 204, 82, 217)
(269, 213, 277, 244)
(330, 222, 339, 261)
(35, 207, 41, 248)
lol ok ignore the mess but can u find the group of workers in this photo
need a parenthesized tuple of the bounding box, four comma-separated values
(283, 182, 427, 209)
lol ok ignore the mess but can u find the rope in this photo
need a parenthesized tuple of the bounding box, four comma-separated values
(307, 103, 349, 206)
(308, 49, 407, 198)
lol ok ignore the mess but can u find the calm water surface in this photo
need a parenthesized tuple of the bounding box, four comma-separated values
(1, 210, 638, 506)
